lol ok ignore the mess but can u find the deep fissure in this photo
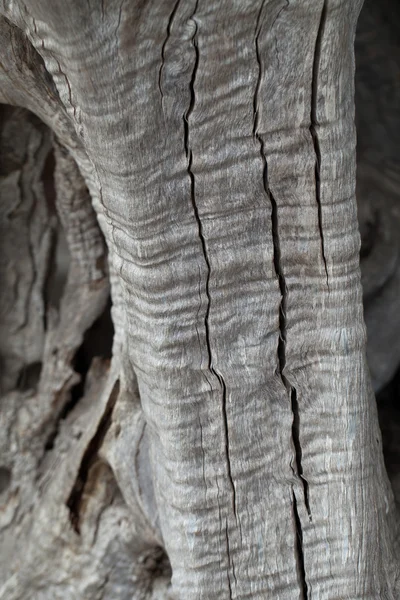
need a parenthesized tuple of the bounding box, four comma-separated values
(270, 170, 311, 521)
(291, 388, 312, 520)
(292, 491, 309, 599)
(310, 0, 329, 290)
(253, 3, 311, 592)
(183, 1, 237, 528)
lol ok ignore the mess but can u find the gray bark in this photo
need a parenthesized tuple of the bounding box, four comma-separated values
(0, 1, 399, 599)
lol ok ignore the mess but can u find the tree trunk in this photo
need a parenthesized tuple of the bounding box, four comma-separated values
(0, 1, 399, 598)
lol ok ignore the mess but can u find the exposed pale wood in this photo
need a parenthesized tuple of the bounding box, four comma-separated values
(0, 0, 399, 598)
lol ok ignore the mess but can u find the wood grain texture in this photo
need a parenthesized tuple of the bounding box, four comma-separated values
(0, 108, 170, 599)
(0, 0, 399, 598)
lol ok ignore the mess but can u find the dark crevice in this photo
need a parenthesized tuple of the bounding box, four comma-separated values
(184, 1, 237, 524)
(270, 181, 312, 520)
(253, 5, 311, 592)
(310, 0, 329, 290)
(54, 58, 77, 120)
(17, 361, 42, 392)
(216, 366, 236, 521)
(291, 389, 312, 520)
(255, 0, 311, 515)
(183, 0, 199, 157)
(42, 147, 56, 211)
(66, 379, 120, 533)
(0, 466, 12, 494)
(42, 149, 68, 322)
(195, 263, 213, 391)
(43, 300, 114, 452)
(158, 0, 182, 99)
(69, 298, 113, 408)
(292, 491, 309, 599)
(41, 224, 58, 331)
(143, 546, 172, 580)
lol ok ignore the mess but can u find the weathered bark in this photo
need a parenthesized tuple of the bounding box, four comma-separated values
(0, 0, 399, 598)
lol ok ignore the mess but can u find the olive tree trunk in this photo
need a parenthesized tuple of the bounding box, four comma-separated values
(0, 0, 399, 598)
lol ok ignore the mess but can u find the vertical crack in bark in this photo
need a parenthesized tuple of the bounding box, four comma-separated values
(183, 2, 237, 591)
(292, 490, 309, 599)
(158, 0, 182, 99)
(310, 0, 329, 290)
(269, 168, 311, 521)
(195, 263, 213, 391)
(225, 517, 236, 600)
(114, 0, 124, 38)
(66, 379, 120, 533)
(254, 4, 310, 594)
(184, 1, 236, 515)
(216, 477, 233, 596)
(54, 58, 77, 120)
(291, 388, 312, 520)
